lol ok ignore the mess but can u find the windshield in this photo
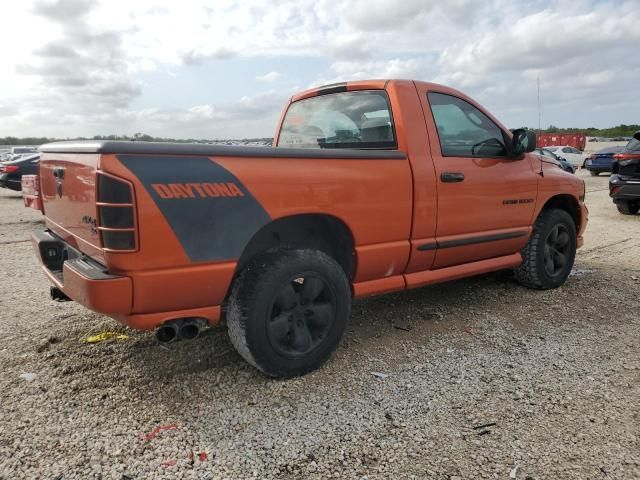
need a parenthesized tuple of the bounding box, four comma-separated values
(278, 90, 396, 149)
(536, 149, 558, 160)
(546, 147, 558, 152)
(625, 137, 640, 153)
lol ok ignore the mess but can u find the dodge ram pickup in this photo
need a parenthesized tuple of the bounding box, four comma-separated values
(33, 79, 588, 377)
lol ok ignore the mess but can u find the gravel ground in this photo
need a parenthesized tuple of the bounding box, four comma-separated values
(0, 171, 638, 480)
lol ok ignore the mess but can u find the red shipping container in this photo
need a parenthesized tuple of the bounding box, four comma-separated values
(536, 133, 586, 151)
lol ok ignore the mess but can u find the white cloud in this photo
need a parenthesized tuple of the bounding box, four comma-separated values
(256, 71, 280, 82)
(0, 0, 639, 137)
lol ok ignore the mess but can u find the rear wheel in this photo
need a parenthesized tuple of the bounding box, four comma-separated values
(514, 209, 576, 289)
(616, 201, 640, 215)
(589, 170, 599, 176)
(226, 249, 351, 378)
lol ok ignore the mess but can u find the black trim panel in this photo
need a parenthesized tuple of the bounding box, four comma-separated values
(315, 82, 348, 96)
(40, 141, 407, 160)
(66, 257, 121, 280)
(418, 231, 527, 251)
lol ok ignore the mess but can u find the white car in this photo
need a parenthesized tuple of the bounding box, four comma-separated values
(545, 146, 588, 168)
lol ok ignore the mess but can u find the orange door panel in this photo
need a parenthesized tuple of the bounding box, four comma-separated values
(419, 88, 538, 268)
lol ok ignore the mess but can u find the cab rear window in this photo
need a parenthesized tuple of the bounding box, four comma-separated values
(277, 91, 396, 150)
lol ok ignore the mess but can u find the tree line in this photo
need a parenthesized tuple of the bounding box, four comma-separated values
(2, 124, 639, 146)
(539, 124, 639, 137)
(0, 133, 273, 146)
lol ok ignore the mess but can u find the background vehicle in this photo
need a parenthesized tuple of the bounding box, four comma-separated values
(584, 146, 624, 176)
(545, 146, 588, 168)
(533, 147, 576, 173)
(32, 80, 587, 377)
(610, 131, 640, 215)
(10, 146, 38, 155)
(0, 153, 40, 191)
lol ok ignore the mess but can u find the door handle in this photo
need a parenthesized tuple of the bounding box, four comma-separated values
(441, 172, 465, 183)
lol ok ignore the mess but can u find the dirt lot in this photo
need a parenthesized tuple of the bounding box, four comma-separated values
(0, 171, 638, 480)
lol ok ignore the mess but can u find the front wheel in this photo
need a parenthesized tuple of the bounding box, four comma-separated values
(226, 249, 351, 378)
(514, 209, 577, 289)
(616, 201, 640, 215)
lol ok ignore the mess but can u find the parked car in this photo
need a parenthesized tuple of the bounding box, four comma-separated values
(10, 146, 38, 155)
(584, 146, 625, 176)
(0, 154, 40, 191)
(533, 148, 576, 173)
(545, 146, 588, 168)
(32, 79, 587, 378)
(609, 131, 640, 215)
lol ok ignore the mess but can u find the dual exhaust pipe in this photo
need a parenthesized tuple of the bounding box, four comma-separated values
(155, 318, 207, 344)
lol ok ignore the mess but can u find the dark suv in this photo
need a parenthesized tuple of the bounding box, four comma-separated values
(609, 131, 640, 215)
(0, 154, 40, 191)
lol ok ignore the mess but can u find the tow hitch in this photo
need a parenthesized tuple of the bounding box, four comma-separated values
(50, 286, 71, 302)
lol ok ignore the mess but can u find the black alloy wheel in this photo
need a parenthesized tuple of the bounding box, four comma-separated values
(543, 224, 571, 277)
(267, 274, 336, 358)
(514, 208, 576, 289)
(226, 249, 351, 378)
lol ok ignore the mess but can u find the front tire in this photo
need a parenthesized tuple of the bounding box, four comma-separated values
(616, 201, 640, 215)
(226, 249, 351, 378)
(514, 209, 576, 289)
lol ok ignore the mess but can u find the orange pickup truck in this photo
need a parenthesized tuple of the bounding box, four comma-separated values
(33, 79, 587, 377)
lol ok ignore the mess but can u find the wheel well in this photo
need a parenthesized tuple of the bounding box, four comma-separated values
(541, 195, 580, 231)
(235, 214, 356, 280)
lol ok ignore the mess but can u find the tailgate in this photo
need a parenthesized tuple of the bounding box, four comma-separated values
(40, 153, 102, 257)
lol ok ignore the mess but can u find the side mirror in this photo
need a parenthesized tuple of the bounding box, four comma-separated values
(510, 129, 537, 156)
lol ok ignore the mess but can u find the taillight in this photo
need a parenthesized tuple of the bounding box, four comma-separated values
(96, 172, 138, 252)
(1, 165, 19, 173)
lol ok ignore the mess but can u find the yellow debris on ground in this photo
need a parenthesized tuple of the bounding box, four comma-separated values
(85, 332, 129, 343)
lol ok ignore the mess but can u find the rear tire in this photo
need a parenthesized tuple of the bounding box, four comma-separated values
(514, 209, 576, 289)
(226, 249, 351, 378)
(589, 170, 599, 176)
(616, 201, 640, 215)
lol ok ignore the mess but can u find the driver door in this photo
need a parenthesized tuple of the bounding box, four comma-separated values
(421, 91, 538, 268)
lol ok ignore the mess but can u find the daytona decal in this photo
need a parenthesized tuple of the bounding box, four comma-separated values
(151, 182, 244, 199)
(117, 155, 271, 262)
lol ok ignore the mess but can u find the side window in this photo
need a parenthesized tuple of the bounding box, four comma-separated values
(570, 147, 581, 153)
(427, 92, 506, 157)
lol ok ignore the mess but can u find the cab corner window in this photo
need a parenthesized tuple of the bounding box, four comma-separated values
(427, 92, 506, 157)
(278, 90, 396, 150)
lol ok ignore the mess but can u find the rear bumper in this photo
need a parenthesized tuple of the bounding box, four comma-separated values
(609, 175, 640, 201)
(32, 230, 133, 314)
(32, 230, 223, 330)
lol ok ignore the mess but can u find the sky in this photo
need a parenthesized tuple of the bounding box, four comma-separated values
(0, 0, 638, 139)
